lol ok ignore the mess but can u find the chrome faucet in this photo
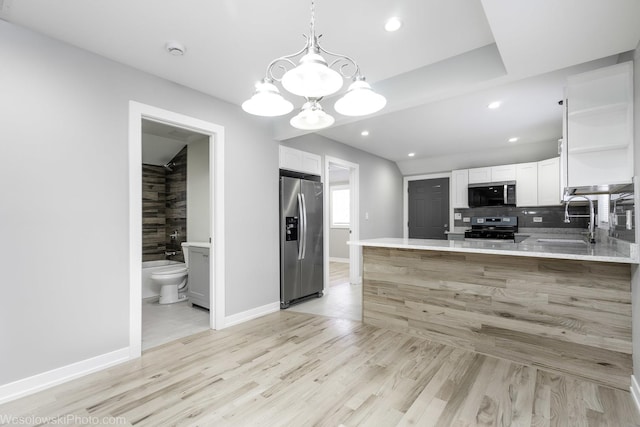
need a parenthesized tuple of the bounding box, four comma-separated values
(170, 230, 179, 240)
(564, 195, 596, 243)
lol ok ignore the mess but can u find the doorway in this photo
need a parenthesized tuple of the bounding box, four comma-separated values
(286, 156, 360, 321)
(140, 120, 210, 350)
(128, 102, 225, 359)
(408, 177, 450, 239)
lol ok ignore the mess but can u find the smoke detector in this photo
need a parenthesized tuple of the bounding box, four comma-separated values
(165, 41, 185, 56)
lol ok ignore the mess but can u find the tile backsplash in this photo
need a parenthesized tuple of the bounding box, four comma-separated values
(454, 205, 590, 230)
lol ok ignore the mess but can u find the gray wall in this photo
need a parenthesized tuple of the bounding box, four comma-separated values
(632, 41, 640, 383)
(0, 21, 279, 386)
(281, 134, 404, 240)
(329, 228, 350, 259)
(187, 138, 211, 242)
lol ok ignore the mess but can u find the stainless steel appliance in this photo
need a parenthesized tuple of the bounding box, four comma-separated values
(468, 182, 516, 207)
(464, 216, 518, 242)
(280, 172, 324, 309)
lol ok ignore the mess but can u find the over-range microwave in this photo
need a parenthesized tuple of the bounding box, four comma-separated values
(468, 181, 516, 207)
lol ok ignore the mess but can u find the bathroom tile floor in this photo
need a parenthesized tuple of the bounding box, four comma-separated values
(141, 297, 210, 351)
(288, 262, 362, 321)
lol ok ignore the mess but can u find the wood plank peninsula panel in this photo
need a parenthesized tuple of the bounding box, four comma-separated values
(362, 246, 632, 389)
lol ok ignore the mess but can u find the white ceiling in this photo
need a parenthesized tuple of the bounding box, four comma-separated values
(141, 120, 206, 166)
(4, 0, 640, 171)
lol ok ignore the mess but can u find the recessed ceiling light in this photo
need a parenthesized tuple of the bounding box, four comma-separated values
(508, 137, 519, 143)
(361, 130, 369, 136)
(408, 152, 415, 157)
(385, 17, 402, 32)
(487, 101, 501, 109)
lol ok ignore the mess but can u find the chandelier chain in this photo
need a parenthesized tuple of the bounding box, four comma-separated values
(310, 0, 315, 38)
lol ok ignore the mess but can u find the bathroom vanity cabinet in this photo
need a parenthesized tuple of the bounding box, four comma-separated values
(187, 246, 210, 309)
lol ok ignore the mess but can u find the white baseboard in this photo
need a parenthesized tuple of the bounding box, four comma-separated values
(0, 347, 130, 405)
(329, 257, 349, 263)
(222, 302, 280, 328)
(631, 375, 640, 416)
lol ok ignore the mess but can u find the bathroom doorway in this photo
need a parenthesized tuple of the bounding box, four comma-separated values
(128, 102, 225, 358)
(140, 120, 210, 350)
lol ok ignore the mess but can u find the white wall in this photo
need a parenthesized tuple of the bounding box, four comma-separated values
(281, 134, 403, 239)
(0, 21, 279, 387)
(187, 138, 210, 242)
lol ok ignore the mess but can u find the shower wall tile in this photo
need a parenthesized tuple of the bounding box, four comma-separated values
(165, 147, 187, 262)
(141, 146, 188, 262)
(142, 164, 166, 261)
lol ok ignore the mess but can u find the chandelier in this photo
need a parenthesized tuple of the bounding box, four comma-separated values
(241, 0, 386, 130)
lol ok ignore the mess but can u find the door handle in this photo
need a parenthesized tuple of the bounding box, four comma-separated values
(300, 193, 307, 260)
(297, 193, 304, 260)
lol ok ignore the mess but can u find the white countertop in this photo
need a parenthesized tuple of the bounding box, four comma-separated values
(349, 236, 638, 264)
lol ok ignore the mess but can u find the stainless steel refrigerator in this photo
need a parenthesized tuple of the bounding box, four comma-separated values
(280, 174, 324, 308)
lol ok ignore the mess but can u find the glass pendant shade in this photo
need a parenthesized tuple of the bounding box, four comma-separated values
(282, 52, 344, 98)
(241, 80, 294, 117)
(334, 79, 387, 116)
(290, 101, 335, 130)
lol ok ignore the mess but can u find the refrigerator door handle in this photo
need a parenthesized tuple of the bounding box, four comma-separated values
(297, 193, 305, 260)
(300, 192, 307, 259)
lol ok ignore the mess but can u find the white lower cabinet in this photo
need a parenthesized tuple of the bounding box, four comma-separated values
(515, 162, 538, 207)
(187, 246, 210, 309)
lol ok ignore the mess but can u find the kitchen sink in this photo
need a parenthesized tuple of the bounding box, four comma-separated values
(536, 238, 587, 245)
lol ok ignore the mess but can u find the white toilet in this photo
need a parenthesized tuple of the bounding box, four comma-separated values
(152, 242, 190, 304)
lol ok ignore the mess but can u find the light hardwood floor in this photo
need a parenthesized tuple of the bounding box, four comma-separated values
(1, 311, 638, 426)
(329, 261, 350, 287)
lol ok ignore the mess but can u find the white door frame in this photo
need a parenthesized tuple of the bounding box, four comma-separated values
(403, 172, 453, 238)
(128, 101, 225, 359)
(324, 156, 360, 286)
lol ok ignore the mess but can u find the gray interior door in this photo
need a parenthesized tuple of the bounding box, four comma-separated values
(408, 178, 450, 239)
(280, 176, 301, 303)
(299, 180, 323, 298)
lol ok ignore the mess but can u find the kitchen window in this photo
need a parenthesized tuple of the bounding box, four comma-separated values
(330, 185, 350, 228)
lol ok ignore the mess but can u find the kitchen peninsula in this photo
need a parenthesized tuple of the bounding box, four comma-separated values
(350, 236, 637, 390)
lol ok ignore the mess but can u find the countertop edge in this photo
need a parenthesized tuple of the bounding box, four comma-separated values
(348, 239, 637, 264)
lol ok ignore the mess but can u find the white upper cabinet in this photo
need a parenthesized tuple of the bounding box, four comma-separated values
(565, 61, 634, 188)
(468, 167, 492, 184)
(451, 169, 469, 208)
(537, 157, 561, 206)
(468, 165, 516, 184)
(279, 145, 322, 176)
(491, 164, 516, 182)
(515, 162, 538, 207)
(456, 158, 560, 208)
